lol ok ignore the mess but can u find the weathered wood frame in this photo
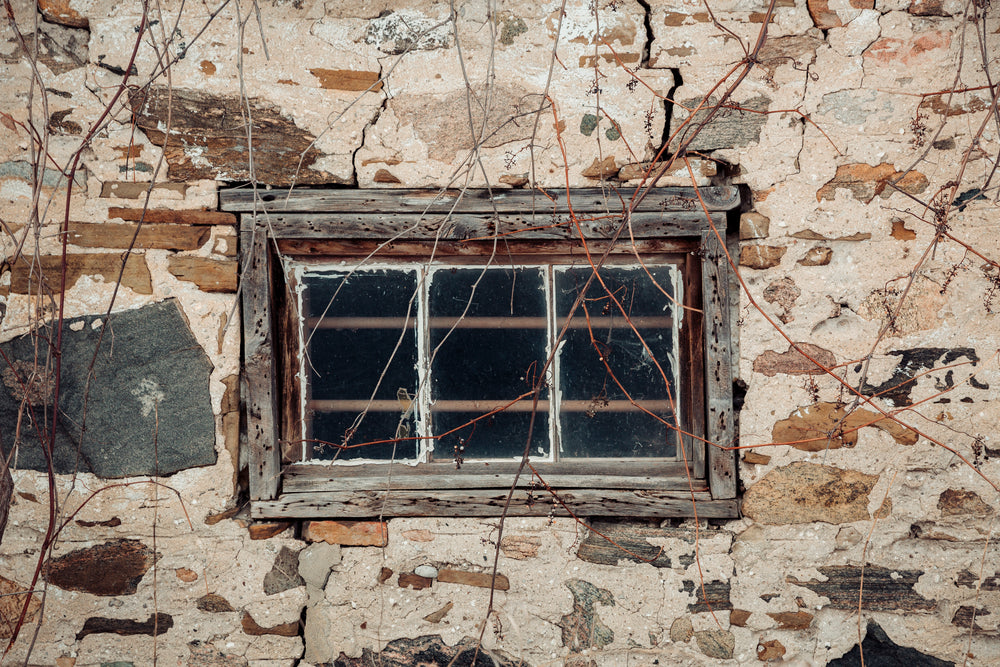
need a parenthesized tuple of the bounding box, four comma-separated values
(225, 187, 739, 518)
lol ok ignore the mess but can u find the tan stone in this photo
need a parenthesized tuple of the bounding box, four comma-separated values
(400, 529, 435, 542)
(422, 601, 453, 623)
(740, 245, 786, 269)
(304, 520, 388, 546)
(767, 610, 813, 629)
(581, 156, 619, 179)
(167, 256, 238, 292)
(798, 246, 833, 266)
(67, 222, 210, 251)
(817, 163, 928, 203)
(890, 219, 917, 240)
(109, 207, 236, 226)
(753, 343, 837, 376)
(436, 568, 510, 590)
(500, 535, 541, 559)
(8, 253, 152, 295)
(771, 401, 918, 450)
(100, 182, 187, 199)
(0, 575, 41, 639)
(175, 567, 198, 582)
(807, 0, 842, 29)
(938, 489, 993, 516)
(743, 451, 772, 465)
(742, 462, 878, 524)
(669, 616, 693, 642)
(309, 68, 382, 92)
(739, 212, 770, 240)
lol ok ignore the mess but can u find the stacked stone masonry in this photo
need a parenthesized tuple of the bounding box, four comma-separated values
(1, 0, 999, 664)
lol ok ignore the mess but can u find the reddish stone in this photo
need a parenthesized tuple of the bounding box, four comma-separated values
(767, 610, 814, 630)
(758, 639, 786, 661)
(46, 539, 156, 596)
(437, 568, 510, 590)
(241, 611, 298, 637)
(729, 609, 751, 627)
(304, 520, 388, 546)
(398, 573, 433, 589)
(248, 521, 292, 539)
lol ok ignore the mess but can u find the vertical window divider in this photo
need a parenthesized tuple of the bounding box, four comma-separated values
(416, 264, 432, 463)
(547, 265, 560, 463)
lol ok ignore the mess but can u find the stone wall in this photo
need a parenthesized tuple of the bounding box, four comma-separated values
(1, 0, 999, 665)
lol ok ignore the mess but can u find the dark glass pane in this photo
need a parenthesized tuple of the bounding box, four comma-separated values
(432, 410, 549, 461)
(555, 266, 679, 458)
(311, 411, 417, 461)
(428, 268, 549, 459)
(305, 270, 419, 460)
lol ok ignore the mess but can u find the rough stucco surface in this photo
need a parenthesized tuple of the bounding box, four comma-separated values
(1, 0, 1000, 665)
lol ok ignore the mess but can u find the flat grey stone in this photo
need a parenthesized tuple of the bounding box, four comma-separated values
(297, 542, 341, 590)
(669, 96, 770, 153)
(0, 299, 216, 477)
(264, 546, 305, 595)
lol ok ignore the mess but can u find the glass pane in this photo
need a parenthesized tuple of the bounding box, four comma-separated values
(428, 267, 549, 460)
(304, 270, 418, 461)
(555, 265, 680, 458)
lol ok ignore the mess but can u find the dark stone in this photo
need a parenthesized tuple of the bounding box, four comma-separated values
(76, 613, 173, 640)
(46, 539, 157, 596)
(956, 569, 1000, 591)
(558, 579, 615, 651)
(263, 546, 304, 595)
(669, 96, 770, 153)
(951, 605, 989, 631)
(332, 635, 521, 666)
(788, 565, 936, 612)
(129, 88, 340, 185)
(829, 621, 954, 666)
(196, 594, 235, 613)
(576, 521, 681, 568)
(860, 348, 983, 407)
(682, 579, 733, 612)
(0, 299, 216, 477)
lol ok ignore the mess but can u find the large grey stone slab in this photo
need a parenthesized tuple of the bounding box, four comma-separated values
(0, 299, 216, 477)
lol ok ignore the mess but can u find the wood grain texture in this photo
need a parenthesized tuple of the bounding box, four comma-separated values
(251, 489, 739, 519)
(220, 186, 741, 214)
(244, 211, 725, 240)
(284, 461, 700, 493)
(701, 232, 738, 500)
(240, 224, 281, 500)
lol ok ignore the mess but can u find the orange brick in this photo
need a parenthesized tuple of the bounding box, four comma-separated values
(303, 520, 388, 546)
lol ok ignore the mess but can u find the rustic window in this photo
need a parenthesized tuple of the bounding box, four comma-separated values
(222, 188, 740, 519)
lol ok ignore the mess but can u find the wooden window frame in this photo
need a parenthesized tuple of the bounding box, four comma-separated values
(222, 187, 740, 519)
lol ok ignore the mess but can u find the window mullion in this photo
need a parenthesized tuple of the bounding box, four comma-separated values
(415, 266, 432, 463)
(547, 265, 560, 463)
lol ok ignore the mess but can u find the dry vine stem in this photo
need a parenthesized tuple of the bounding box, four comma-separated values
(2, 0, 1000, 664)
